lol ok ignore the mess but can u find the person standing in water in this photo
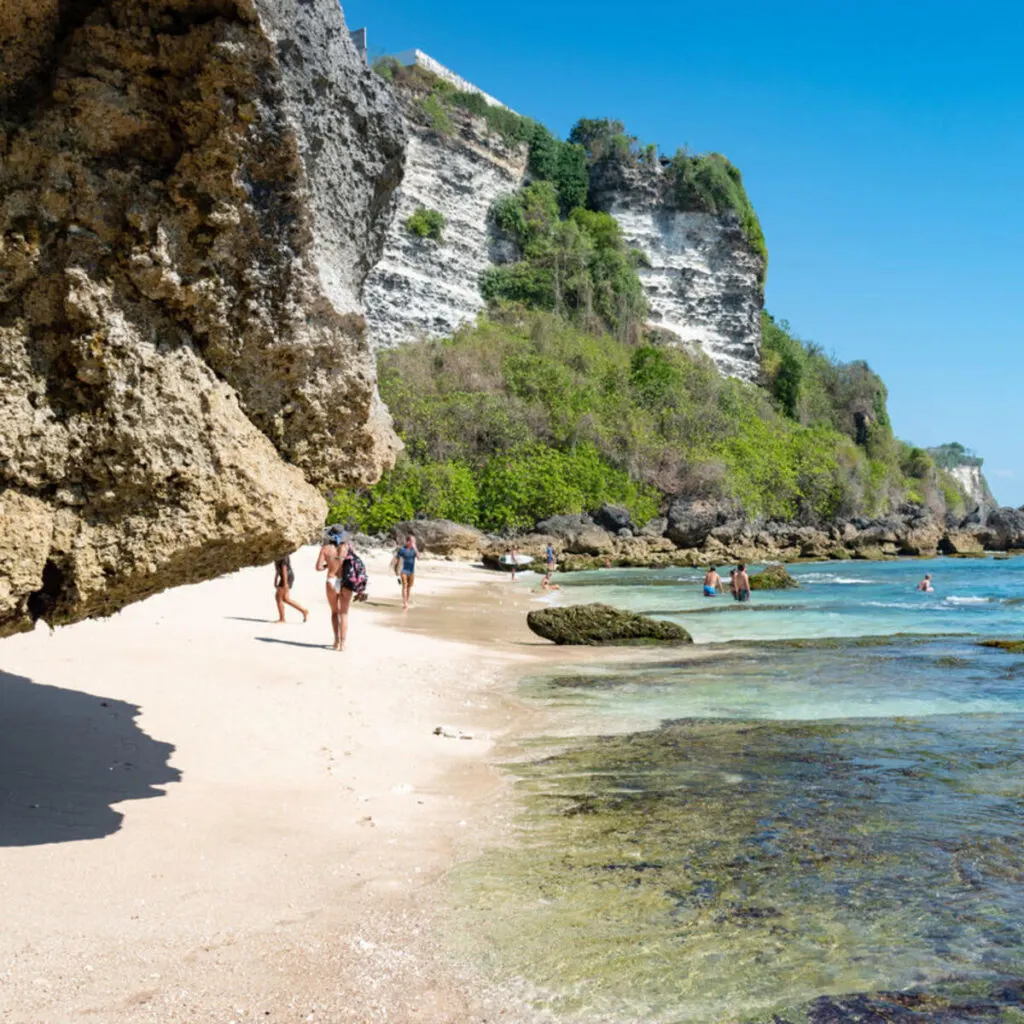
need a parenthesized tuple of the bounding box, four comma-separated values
(702, 566, 722, 597)
(917, 573, 934, 592)
(734, 563, 751, 603)
(273, 553, 308, 623)
(392, 535, 417, 611)
(316, 528, 351, 650)
(545, 543, 556, 574)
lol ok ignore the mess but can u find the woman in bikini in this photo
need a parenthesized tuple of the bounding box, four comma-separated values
(316, 529, 352, 651)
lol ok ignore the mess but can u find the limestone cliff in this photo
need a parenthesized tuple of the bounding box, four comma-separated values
(363, 99, 528, 350)
(0, 0, 404, 636)
(928, 444, 996, 516)
(949, 465, 995, 514)
(589, 158, 765, 381)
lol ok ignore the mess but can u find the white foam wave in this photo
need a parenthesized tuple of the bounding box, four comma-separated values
(944, 596, 991, 606)
(800, 573, 872, 585)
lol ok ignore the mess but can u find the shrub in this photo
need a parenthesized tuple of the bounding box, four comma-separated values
(567, 118, 637, 162)
(328, 459, 481, 534)
(484, 186, 647, 339)
(418, 93, 453, 135)
(477, 443, 658, 532)
(326, 489, 368, 531)
(405, 206, 446, 242)
(371, 56, 399, 82)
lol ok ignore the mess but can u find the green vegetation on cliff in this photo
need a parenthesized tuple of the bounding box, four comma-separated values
(329, 309, 949, 533)
(481, 183, 647, 340)
(760, 313, 970, 514)
(928, 442, 983, 470)
(568, 118, 766, 270)
(405, 206, 445, 241)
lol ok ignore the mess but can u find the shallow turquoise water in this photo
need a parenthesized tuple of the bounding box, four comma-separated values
(452, 557, 1024, 1022)
(547, 555, 1024, 643)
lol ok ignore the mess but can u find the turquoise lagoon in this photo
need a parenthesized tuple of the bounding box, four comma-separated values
(451, 557, 1024, 1023)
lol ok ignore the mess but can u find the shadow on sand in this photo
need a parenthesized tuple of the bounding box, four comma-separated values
(254, 636, 333, 651)
(0, 672, 180, 847)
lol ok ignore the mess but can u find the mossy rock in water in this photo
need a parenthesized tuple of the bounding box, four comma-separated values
(748, 564, 799, 590)
(977, 639, 1024, 653)
(527, 603, 692, 646)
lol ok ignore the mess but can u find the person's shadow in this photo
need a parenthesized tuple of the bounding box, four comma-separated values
(0, 672, 180, 847)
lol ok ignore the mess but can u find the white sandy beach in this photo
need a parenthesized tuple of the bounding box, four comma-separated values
(0, 548, 545, 1024)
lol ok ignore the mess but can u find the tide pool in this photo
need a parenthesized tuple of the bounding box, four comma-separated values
(450, 556, 1024, 1023)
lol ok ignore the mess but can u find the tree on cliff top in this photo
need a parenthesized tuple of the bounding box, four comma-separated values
(482, 182, 647, 341)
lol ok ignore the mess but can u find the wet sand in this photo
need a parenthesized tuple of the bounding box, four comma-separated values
(0, 548, 550, 1023)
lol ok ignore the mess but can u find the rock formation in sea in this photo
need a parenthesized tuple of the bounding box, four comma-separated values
(588, 156, 766, 381)
(363, 94, 529, 350)
(0, 0, 404, 636)
(527, 604, 692, 646)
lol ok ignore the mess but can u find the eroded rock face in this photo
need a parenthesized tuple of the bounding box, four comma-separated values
(0, 0, 405, 635)
(363, 101, 528, 350)
(948, 463, 996, 516)
(589, 159, 765, 381)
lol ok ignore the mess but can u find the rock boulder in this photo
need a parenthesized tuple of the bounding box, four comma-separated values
(527, 604, 692, 646)
(983, 507, 1024, 551)
(392, 519, 483, 556)
(939, 530, 986, 555)
(593, 504, 634, 534)
(666, 498, 737, 549)
(748, 564, 800, 590)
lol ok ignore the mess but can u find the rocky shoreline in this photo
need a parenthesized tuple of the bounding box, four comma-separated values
(348, 500, 1024, 572)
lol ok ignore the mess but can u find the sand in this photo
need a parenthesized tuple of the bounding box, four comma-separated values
(0, 547, 554, 1024)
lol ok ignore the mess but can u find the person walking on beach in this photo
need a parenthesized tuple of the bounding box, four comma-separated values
(545, 543, 556, 574)
(273, 553, 308, 623)
(392, 535, 417, 610)
(702, 566, 722, 597)
(316, 528, 350, 650)
(917, 573, 934, 593)
(510, 547, 520, 583)
(734, 563, 751, 603)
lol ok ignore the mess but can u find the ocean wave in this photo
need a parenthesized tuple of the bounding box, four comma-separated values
(864, 600, 929, 610)
(944, 596, 992, 605)
(800, 573, 872, 585)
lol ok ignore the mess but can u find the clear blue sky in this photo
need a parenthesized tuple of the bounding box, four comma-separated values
(345, 1, 1024, 506)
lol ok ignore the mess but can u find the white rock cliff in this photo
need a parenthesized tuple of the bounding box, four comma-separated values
(364, 109, 528, 350)
(607, 206, 764, 380)
(589, 159, 765, 381)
